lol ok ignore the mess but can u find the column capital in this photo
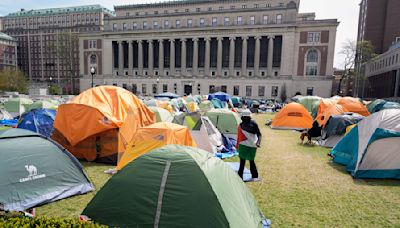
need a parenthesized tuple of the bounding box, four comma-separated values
(117, 40, 123, 44)
(158, 38, 164, 43)
(169, 39, 175, 43)
(180, 38, 187, 42)
(137, 39, 143, 44)
(255, 35, 262, 40)
(217, 37, 224, 41)
(242, 36, 248, 40)
(204, 37, 211, 42)
(193, 37, 199, 42)
(268, 35, 275, 39)
(128, 40, 134, 45)
(229, 37, 236, 41)
(148, 39, 154, 44)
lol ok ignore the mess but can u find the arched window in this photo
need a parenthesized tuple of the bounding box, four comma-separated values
(305, 49, 319, 76)
(90, 54, 97, 64)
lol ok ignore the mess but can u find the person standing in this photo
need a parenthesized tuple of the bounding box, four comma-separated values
(236, 110, 262, 181)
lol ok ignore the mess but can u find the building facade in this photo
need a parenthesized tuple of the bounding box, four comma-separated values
(0, 32, 18, 71)
(79, 0, 338, 99)
(357, 0, 400, 98)
(1, 5, 114, 94)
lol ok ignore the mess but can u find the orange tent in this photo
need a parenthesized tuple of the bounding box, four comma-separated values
(117, 122, 197, 170)
(315, 103, 348, 127)
(337, 97, 370, 117)
(271, 103, 313, 130)
(52, 86, 155, 164)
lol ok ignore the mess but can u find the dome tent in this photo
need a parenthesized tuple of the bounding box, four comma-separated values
(17, 108, 56, 137)
(271, 103, 313, 130)
(0, 128, 94, 211)
(330, 109, 400, 179)
(149, 106, 173, 123)
(206, 109, 241, 135)
(83, 145, 269, 228)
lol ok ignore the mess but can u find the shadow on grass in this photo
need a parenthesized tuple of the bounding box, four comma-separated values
(328, 161, 400, 187)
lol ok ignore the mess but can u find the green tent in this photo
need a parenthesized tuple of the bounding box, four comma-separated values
(82, 145, 268, 227)
(4, 98, 33, 117)
(206, 109, 241, 134)
(149, 106, 173, 122)
(295, 96, 321, 118)
(199, 100, 214, 112)
(0, 128, 94, 211)
(172, 112, 202, 130)
(26, 100, 58, 111)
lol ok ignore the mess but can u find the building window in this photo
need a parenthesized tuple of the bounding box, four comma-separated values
(276, 14, 283, 24)
(306, 49, 319, 76)
(89, 40, 97, 49)
(242, 5, 247, 9)
(164, 20, 170, 28)
(258, 86, 265, 97)
(307, 32, 321, 43)
(208, 7, 213, 11)
(307, 87, 314, 96)
(219, 6, 224, 10)
(263, 15, 268, 24)
(112, 23, 118, 31)
(187, 19, 193, 28)
(153, 21, 159, 29)
(126, 12, 130, 16)
(271, 86, 278, 97)
(163, 84, 168, 92)
(185, 9, 189, 12)
(176, 20, 181, 28)
(132, 84, 137, 94)
(212, 17, 217, 27)
(246, 86, 252, 97)
(221, 85, 227, 93)
(123, 23, 127, 31)
(196, 8, 201, 12)
(233, 85, 240, 96)
(133, 22, 138, 30)
(143, 21, 148, 30)
(250, 16, 255, 25)
(237, 16, 243, 25)
(254, 4, 259, 8)
(152, 84, 158, 94)
(142, 84, 147, 94)
(90, 54, 97, 64)
(224, 17, 230, 26)
(154, 11, 158, 15)
(200, 18, 205, 27)
(231, 5, 236, 9)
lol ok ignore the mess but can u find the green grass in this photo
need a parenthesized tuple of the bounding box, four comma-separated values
(36, 114, 400, 227)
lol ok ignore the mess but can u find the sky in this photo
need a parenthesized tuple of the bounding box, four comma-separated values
(0, 0, 360, 68)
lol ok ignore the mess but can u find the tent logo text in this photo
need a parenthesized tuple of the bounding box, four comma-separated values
(19, 165, 46, 183)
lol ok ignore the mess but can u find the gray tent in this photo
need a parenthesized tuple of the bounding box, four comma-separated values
(0, 128, 94, 211)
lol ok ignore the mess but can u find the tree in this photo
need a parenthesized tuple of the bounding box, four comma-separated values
(0, 68, 28, 93)
(280, 83, 287, 102)
(354, 40, 378, 97)
(337, 40, 356, 95)
(49, 30, 79, 94)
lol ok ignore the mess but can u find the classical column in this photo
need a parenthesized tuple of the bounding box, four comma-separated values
(170, 39, 175, 75)
(118, 41, 123, 74)
(158, 39, 164, 76)
(138, 40, 143, 76)
(229, 37, 235, 76)
(148, 40, 154, 76)
(241, 36, 248, 76)
(193, 38, 199, 75)
(128, 41, 133, 76)
(217, 37, 223, 76)
(268, 35, 275, 76)
(205, 37, 211, 76)
(254, 36, 261, 77)
(181, 38, 187, 76)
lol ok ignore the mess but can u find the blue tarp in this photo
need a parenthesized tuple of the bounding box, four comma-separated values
(17, 108, 56, 137)
(208, 92, 231, 102)
(0, 119, 18, 127)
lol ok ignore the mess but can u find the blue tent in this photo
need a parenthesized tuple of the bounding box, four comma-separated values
(208, 92, 231, 102)
(17, 108, 56, 137)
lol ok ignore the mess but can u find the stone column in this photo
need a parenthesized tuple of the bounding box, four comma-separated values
(229, 37, 235, 76)
(148, 40, 154, 76)
(395, 69, 400, 97)
(193, 38, 199, 75)
(128, 41, 133, 76)
(170, 39, 175, 75)
(138, 40, 143, 76)
(205, 37, 211, 76)
(217, 37, 223, 76)
(118, 41, 123, 74)
(181, 38, 187, 76)
(241, 36, 248, 76)
(158, 39, 164, 76)
(254, 36, 261, 77)
(268, 35, 275, 76)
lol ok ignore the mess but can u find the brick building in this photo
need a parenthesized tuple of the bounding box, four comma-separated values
(1, 5, 114, 94)
(0, 32, 17, 71)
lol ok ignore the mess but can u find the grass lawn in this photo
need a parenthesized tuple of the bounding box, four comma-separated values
(36, 114, 400, 227)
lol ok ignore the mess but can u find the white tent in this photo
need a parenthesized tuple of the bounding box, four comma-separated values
(191, 116, 223, 153)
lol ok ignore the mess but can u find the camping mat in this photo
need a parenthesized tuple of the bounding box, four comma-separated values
(216, 151, 238, 159)
(225, 162, 252, 181)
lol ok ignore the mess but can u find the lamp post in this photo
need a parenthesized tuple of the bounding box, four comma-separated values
(90, 67, 96, 88)
(156, 78, 160, 94)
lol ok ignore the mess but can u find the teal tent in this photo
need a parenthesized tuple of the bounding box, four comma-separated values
(0, 128, 94, 211)
(82, 145, 269, 227)
(330, 109, 400, 179)
(367, 99, 400, 113)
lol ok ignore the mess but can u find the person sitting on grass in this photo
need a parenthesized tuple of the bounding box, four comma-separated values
(236, 110, 262, 182)
(300, 121, 322, 144)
